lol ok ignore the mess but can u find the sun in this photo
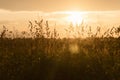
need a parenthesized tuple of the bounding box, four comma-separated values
(66, 11, 83, 26)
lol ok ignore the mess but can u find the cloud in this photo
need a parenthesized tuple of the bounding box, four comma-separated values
(0, 0, 120, 11)
(0, 9, 120, 26)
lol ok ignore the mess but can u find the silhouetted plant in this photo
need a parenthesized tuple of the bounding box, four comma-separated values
(0, 20, 120, 80)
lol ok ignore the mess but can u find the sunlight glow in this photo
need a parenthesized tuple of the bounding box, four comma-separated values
(69, 43, 79, 54)
(66, 11, 83, 25)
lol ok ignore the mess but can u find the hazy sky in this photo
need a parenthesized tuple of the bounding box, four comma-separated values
(0, 0, 120, 33)
(0, 0, 120, 11)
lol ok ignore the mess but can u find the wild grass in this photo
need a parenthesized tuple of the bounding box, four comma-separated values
(0, 20, 120, 80)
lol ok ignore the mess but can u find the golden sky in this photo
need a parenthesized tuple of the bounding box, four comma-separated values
(0, 0, 120, 11)
(0, 0, 120, 34)
(0, 0, 120, 38)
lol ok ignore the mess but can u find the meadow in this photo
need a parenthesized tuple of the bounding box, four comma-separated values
(0, 20, 120, 80)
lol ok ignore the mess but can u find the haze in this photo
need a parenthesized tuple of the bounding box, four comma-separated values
(0, 0, 120, 11)
(0, 0, 120, 33)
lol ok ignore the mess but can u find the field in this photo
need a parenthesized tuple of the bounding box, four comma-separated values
(0, 20, 120, 80)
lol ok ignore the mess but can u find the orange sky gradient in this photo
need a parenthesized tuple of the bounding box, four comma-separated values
(0, 0, 120, 11)
(0, 0, 120, 37)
